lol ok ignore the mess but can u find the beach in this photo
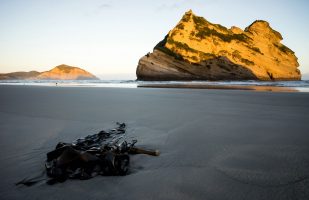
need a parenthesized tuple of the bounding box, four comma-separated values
(0, 85, 309, 200)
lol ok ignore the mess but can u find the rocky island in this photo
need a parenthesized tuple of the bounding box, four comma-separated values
(136, 10, 301, 81)
(0, 64, 98, 80)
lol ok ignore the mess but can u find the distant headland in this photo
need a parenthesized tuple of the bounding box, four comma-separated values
(136, 10, 301, 81)
(0, 64, 98, 80)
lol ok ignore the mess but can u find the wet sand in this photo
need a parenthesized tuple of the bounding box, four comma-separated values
(0, 85, 309, 200)
(138, 83, 300, 92)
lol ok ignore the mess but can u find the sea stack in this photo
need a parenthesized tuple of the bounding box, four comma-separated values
(136, 10, 301, 81)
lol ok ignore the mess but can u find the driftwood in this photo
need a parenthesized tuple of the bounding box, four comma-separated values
(16, 123, 159, 186)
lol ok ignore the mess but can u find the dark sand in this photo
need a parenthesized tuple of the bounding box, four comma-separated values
(0, 85, 309, 200)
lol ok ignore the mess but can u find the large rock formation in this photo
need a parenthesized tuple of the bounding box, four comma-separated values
(0, 64, 98, 80)
(137, 10, 301, 81)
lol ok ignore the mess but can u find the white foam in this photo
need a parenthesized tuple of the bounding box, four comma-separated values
(1, 80, 309, 91)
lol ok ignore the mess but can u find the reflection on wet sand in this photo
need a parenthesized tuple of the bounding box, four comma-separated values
(138, 84, 298, 92)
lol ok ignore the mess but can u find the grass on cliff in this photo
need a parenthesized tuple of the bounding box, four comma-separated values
(181, 12, 191, 22)
(167, 38, 198, 53)
(199, 52, 216, 60)
(192, 15, 249, 43)
(232, 50, 254, 66)
(240, 58, 254, 66)
(167, 38, 216, 61)
(274, 43, 294, 54)
(194, 27, 248, 42)
(155, 35, 217, 62)
(176, 23, 185, 30)
(193, 16, 229, 32)
(154, 35, 184, 61)
(249, 46, 264, 55)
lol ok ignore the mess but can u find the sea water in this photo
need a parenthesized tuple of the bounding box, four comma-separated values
(1, 80, 309, 92)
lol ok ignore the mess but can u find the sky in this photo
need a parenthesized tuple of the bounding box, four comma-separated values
(0, 0, 309, 79)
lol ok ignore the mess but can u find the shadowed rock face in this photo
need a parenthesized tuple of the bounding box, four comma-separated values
(0, 64, 98, 80)
(137, 10, 301, 81)
(137, 50, 257, 81)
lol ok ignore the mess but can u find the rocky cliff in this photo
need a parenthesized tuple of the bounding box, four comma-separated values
(0, 64, 98, 80)
(136, 10, 301, 81)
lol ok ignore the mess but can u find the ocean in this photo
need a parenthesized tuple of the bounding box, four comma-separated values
(1, 80, 309, 92)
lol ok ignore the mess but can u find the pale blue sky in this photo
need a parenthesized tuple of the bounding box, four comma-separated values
(0, 0, 308, 79)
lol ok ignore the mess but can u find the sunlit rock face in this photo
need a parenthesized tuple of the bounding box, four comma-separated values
(36, 64, 98, 80)
(137, 10, 300, 81)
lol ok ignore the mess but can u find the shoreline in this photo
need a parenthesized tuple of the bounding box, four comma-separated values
(1, 83, 308, 93)
(1, 79, 308, 93)
(137, 84, 302, 92)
